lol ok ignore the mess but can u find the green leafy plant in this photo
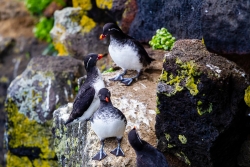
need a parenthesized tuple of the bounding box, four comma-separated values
(33, 17, 54, 43)
(25, 0, 52, 15)
(149, 28, 176, 50)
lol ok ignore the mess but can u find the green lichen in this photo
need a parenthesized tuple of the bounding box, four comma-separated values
(175, 152, 191, 166)
(160, 58, 200, 96)
(155, 108, 160, 114)
(197, 101, 213, 116)
(244, 86, 250, 107)
(165, 133, 171, 141)
(5, 98, 58, 167)
(168, 144, 175, 148)
(178, 135, 187, 144)
(102, 67, 115, 73)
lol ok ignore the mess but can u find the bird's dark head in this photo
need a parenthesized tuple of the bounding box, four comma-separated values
(98, 88, 111, 103)
(83, 53, 106, 71)
(100, 23, 122, 40)
(128, 127, 144, 151)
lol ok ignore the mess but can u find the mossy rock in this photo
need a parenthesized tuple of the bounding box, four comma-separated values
(156, 39, 250, 167)
(5, 56, 84, 166)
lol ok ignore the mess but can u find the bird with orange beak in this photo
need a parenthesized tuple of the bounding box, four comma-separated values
(65, 53, 106, 125)
(100, 23, 154, 86)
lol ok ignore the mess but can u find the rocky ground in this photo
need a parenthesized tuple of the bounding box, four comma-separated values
(0, 0, 49, 165)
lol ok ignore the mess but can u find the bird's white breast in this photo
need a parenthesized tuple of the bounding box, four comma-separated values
(109, 42, 143, 71)
(91, 118, 126, 140)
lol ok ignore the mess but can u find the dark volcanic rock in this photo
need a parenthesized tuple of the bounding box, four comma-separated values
(156, 39, 250, 167)
(128, 0, 203, 42)
(202, 0, 250, 55)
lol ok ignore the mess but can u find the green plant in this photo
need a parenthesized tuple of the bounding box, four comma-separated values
(33, 17, 54, 43)
(149, 28, 176, 50)
(25, 0, 52, 15)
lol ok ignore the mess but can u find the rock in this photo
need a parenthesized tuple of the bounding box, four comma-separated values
(128, 0, 203, 42)
(52, 52, 164, 166)
(0, 36, 14, 55)
(156, 39, 250, 167)
(202, 0, 250, 56)
(5, 56, 84, 166)
(50, 7, 111, 58)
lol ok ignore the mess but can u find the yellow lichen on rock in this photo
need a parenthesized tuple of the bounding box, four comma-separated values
(160, 57, 200, 96)
(96, 0, 113, 9)
(5, 98, 58, 166)
(244, 86, 250, 107)
(54, 42, 68, 56)
(7, 152, 33, 167)
(80, 15, 96, 34)
(72, 0, 92, 10)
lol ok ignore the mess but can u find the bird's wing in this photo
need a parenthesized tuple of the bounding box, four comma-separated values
(114, 107, 127, 125)
(129, 38, 155, 66)
(65, 86, 95, 125)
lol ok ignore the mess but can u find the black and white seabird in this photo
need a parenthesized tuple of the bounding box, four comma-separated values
(100, 23, 154, 86)
(90, 88, 127, 161)
(64, 53, 106, 125)
(128, 127, 169, 167)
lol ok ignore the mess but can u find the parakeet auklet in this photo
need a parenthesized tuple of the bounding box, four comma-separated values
(64, 53, 106, 125)
(90, 88, 127, 161)
(100, 23, 154, 86)
(128, 127, 169, 167)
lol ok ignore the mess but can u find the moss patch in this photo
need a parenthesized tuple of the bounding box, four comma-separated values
(160, 57, 200, 96)
(5, 98, 58, 167)
(244, 86, 250, 107)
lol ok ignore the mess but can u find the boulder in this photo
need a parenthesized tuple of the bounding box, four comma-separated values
(128, 0, 203, 42)
(5, 56, 84, 166)
(52, 50, 177, 166)
(53, 70, 159, 166)
(50, 7, 107, 57)
(202, 0, 250, 56)
(156, 39, 250, 167)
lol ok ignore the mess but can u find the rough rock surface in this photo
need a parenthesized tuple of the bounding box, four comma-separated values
(50, 7, 108, 57)
(156, 39, 250, 167)
(53, 70, 159, 166)
(202, 0, 250, 55)
(5, 56, 84, 166)
(52, 49, 189, 167)
(128, 0, 203, 42)
(51, 0, 127, 58)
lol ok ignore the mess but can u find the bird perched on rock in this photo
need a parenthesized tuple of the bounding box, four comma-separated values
(100, 23, 154, 86)
(128, 127, 169, 167)
(64, 53, 106, 125)
(90, 88, 127, 161)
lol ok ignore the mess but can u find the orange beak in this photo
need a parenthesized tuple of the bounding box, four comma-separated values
(105, 97, 109, 102)
(97, 54, 103, 60)
(99, 34, 106, 40)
